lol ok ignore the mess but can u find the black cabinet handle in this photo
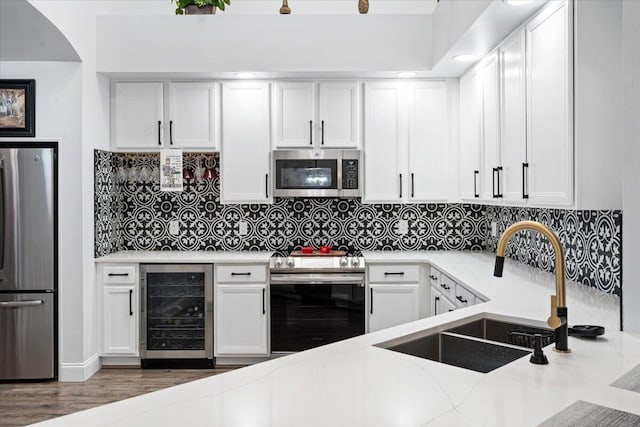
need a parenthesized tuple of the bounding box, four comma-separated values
(411, 173, 415, 198)
(440, 284, 450, 291)
(231, 272, 252, 276)
(157, 120, 162, 145)
(522, 162, 529, 199)
(497, 166, 503, 198)
(492, 168, 497, 198)
(384, 272, 405, 276)
(129, 289, 133, 316)
(434, 296, 440, 315)
(169, 120, 174, 145)
(321, 120, 325, 145)
(265, 174, 269, 198)
(309, 120, 313, 145)
(429, 275, 438, 281)
(399, 174, 403, 198)
(108, 273, 129, 277)
(262, 288, 266, 315)
(456, 295, 468, 304)
(474, 170, 479, 198)
(370, 288, 373, 314)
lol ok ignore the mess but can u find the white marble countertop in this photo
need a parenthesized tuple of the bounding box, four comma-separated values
(42, 251, 640, 427)
(95, 250, 273, 264)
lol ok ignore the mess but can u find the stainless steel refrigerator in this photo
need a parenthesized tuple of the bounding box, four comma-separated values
(0, 142, 57, 381)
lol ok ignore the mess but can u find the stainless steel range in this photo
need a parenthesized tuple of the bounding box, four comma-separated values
(269, 254, 366, 353)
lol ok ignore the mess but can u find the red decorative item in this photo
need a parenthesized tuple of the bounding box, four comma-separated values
(301, 247, 314, 254)
(320, 245, 332, 254)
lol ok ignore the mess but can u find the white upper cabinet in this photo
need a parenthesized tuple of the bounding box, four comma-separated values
(408, 81, 449, 201)
(273, 82, 315, 148)
(167, 82, 220, 149)
(459, 68, 482, 201)
(363, 82, 405, 203)
(112, 82, 164, 149)
(273, 82, 360, 149)
(526, 0, 573, 206)
(112, 82, 220, 150)
(221, 82, 272, 204)
(480, 52, 501, 201)
(500, 29, 527, 203)
(364, 81, 452, 204)
(318, 82, 360, 148)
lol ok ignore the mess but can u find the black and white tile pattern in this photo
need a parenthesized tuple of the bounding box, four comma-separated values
(95, 150, 623, 295)
(485, 205, 622, 295)
(95, 151, 486, 257)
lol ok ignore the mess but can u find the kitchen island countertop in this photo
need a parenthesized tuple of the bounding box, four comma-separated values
(43, 251, 640, 426)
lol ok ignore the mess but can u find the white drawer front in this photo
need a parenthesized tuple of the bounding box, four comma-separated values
(103, 266, 137, 284)
(429, 268, 441, 288)
(439, 274, 456, 300)
(368, 265, 420, 283)
(216, 265, 268, 283)
(454, 284, 475, 308)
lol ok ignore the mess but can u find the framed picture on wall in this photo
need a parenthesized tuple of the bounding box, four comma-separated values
(0, 79, 36, 137)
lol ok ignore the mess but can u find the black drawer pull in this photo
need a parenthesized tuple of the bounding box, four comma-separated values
(370, 288, 373, 314)
(429, 275, 438, 281)
(108, 273, 129, 277)
(456, 295, 468, 304)
(384, 272, 405, 276)
(434, 296, 440, 315)
(231, 272, 252, 276)
(262, 288, 266, 315)
(440, 284, 450, 291)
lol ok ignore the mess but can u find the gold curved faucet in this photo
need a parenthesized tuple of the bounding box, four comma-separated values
(493, 220, 570, 353)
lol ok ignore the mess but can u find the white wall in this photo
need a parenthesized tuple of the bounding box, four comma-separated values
(0, 61, 85, 376)
(622, 0, 640, 332)
(573, 0, 623, 210)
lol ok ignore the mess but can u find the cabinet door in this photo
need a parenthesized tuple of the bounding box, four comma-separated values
(215, 284, 268, 356)
(112, 82, 164, 149)
(363, 82, 405, 203)
(168, 82, 220, 149)
(408, 81, 449, 201)
(500, 29, 528, 203)
(480, 52, 501, 201)
(369, 284, 419, 332)
(459, 68, 482, 200)
(221, 82, 272, 204)
(273, 82, 315, 148)
(318, 82, 360, 148)
(103, 286, 138, 355)
(526, 0, 573, 206)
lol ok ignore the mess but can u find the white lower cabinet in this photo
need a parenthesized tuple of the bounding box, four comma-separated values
(429, 267, 485, 317)
(99, 264, 139, 356)
(369, 284, 419, 332)
(214, 264, 269, 356)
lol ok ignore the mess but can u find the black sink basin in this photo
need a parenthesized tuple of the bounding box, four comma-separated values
(445, 318, 554, 349)
(383, 332, 531, 373)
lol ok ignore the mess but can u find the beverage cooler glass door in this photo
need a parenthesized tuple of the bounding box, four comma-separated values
(140, 264, 213, 359)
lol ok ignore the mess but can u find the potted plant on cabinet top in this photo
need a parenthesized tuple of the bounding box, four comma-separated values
(172, 0, 231, 15)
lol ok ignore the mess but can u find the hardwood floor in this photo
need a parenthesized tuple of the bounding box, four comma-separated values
(0, 367, 236, 427)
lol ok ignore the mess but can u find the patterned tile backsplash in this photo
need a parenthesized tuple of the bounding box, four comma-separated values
(485, 206, 622, 295)
(94, 150, 622, 295)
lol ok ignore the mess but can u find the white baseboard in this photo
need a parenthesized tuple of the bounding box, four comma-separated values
(59, 354, 101, 382)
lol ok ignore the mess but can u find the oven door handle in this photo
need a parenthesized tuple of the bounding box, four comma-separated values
(270, 275, 365, 285)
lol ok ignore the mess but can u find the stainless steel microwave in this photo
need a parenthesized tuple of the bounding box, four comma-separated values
(273, 150, 361, 198)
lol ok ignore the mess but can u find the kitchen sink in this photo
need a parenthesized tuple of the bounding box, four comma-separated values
(376, 314, 553, 373)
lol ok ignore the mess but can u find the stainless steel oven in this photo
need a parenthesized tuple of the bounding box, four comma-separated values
(140, 264, 213, 366)
(269, 256, 365, 353)
(273, 150, 361, 198)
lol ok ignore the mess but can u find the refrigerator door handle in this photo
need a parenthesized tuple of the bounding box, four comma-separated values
(0, 300, 44, 308)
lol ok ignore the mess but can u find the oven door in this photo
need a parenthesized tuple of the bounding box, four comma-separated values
(273, 151, 340, 197)
(270, 273, 365, 352)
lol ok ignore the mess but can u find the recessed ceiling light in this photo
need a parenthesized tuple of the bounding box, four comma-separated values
(506, 0, 534, 5)
(453, 54, 477, 62)
(397, 71, 417, 78)
(234, 72, 256, 79)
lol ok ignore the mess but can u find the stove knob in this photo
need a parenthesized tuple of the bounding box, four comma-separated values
(339, 257, 349, 267)
(286, 257, 295, 268)
(274, 258, 283, 268)
(351, 258, 361, 268)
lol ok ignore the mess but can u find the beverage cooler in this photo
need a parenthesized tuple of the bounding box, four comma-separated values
(140, 264, 213, 368)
